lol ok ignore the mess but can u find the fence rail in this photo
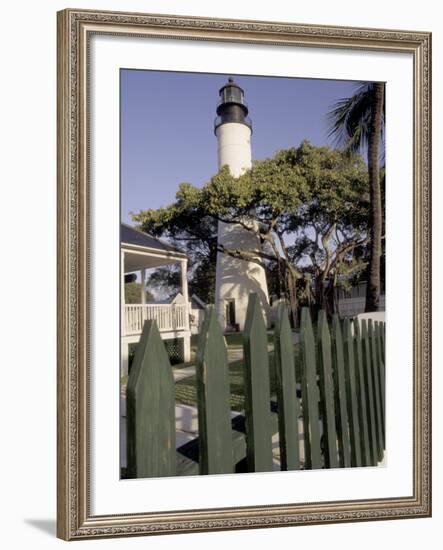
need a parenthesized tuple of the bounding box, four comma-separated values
(124, 303, 188, 336)
(126, 293, 385, 478)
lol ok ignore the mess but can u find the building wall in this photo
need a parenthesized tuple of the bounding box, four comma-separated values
(190, 305, 205, 334)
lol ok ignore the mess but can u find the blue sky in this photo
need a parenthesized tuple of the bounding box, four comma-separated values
(120, 70, 362, 223)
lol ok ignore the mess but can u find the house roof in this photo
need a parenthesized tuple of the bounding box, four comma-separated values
(121, 223, 185, 255)
(191, 294, 206, 309)
(147, 293, 207, 308)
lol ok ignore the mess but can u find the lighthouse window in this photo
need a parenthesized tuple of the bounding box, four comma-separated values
(222, 87, 243, 105)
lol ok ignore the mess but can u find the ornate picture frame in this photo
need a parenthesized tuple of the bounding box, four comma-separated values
(57, 8, 431, 540)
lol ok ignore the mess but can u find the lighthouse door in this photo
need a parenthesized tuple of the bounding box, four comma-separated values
(225, 299, 236, 330)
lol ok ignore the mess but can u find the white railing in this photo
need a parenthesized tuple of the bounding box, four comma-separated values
(124, 303, 189, 336)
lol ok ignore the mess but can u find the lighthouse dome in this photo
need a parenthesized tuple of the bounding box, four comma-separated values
(214, 77, 252, 133)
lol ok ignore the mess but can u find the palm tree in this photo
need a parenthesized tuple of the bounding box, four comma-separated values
(327, 82, 385, 312)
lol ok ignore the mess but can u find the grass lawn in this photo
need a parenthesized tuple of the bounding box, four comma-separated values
(171, 331, 275, 370)
(175, 343, 301, 412)
(224, 331, 274, 347)
(123, 330, 299, 387)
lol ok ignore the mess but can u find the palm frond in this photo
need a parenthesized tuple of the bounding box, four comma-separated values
(327, 82, 382, 155)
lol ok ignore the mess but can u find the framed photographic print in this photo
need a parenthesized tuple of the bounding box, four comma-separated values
(57, 8, 431, 540)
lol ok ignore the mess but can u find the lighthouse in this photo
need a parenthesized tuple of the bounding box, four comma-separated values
(214, 78, 270, 331)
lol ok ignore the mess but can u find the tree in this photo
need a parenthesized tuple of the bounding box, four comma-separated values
(143, 258, 216, 304)
(144, 265, 181, 301)
(124, 281, 154, 304)
(327, 82, 385, 312)
(280, 144, 370, 316)
(133, 141, 370, 323)
(131, 209, 218, 303)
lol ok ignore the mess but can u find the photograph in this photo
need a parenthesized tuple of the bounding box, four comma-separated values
(55, 6, 431, 540)
(119, 70, 387, 479)
(1, 0, 437, 544)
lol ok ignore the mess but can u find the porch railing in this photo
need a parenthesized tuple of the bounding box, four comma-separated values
(124, 304, 188, 336)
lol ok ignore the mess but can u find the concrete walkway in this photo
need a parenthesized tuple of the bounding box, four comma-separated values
(173, 406, 306, 471)
(121, 391, 306, 471)
(120, 401, 243, 467)
(172, 366, 196, 382)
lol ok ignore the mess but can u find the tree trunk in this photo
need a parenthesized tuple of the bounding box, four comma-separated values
(365, 83, 384, 312)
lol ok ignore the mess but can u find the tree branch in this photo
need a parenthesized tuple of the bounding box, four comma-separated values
(217, 244, 276, 266)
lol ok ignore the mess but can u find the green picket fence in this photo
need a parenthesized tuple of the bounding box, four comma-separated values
(126, 293, 385, 478)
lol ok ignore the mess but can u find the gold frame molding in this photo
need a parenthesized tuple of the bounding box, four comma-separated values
(57, 8, 432, 540)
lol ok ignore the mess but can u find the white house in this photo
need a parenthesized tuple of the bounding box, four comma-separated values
(154, 292, 206, 335)
(121, 223, 191, 375)
(189, 294, 207, 335)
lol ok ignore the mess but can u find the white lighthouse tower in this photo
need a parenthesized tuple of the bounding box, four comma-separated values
(214, 78, 270, 331)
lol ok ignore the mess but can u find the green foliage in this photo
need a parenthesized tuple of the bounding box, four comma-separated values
(133, 194, 218, 304)
(189, 256, 216, 303)
(327, 82, 385, 312)
(133, 141, 373, 313)
(145, 265, 180, 300)
(124, 282, 153, 304)
(279, 142, 370, 304)
(327, 82, 385, 154)
(145, 255, 216, 304)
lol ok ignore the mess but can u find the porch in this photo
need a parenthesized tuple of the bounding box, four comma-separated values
(121, 224, 191, 375)
(124, 303, 189, 336)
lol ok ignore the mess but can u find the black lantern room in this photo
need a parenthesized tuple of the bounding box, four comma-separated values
(214, 77, 252, 133)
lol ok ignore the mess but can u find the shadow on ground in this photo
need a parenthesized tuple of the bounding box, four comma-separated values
(24, 519, 56, 537)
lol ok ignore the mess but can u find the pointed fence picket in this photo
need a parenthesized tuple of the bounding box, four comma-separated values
(353, 318, 372, 466)
(361, 319, 379, 466)
(343, 318, 362, 467)
(125, 293, 386, 478)
(374, 321, 386, 448)
(243, 294, 274, 472)
(332, 315, 352, 468)
(317, 311, 339, 468)
(126, 320, 176, 478)
(300, 307, 323, 469)
(368, 319, 384, 462)
(195, 306, 234, 475)
(274, 303, 301, 470)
